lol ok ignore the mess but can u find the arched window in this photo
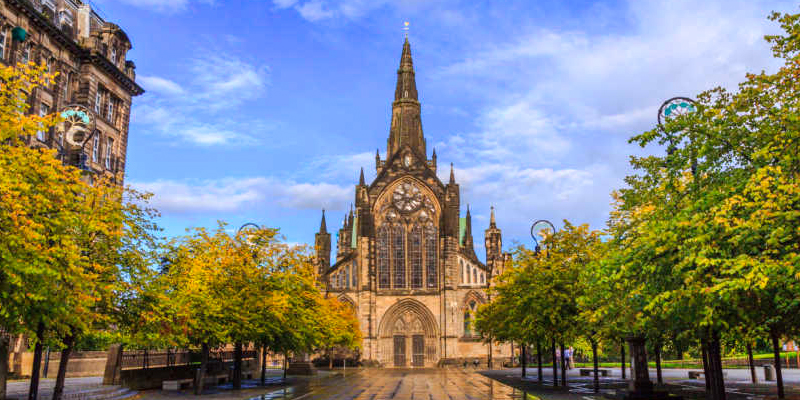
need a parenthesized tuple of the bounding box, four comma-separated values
(460, 260, 464, 283)
(351, 261, 357, 287)
(464, 300, 478, 337)
(425, 226, 437, 288)
(392, 225, 406, 288)
(345, 264, 350, 289)
(473, 268, 477, 284)
(409, 225, 423, 288)
(378, 225, 390, 289)
(480, 272, 485, 284)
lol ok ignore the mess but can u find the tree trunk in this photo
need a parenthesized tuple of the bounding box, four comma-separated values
(261, 345, 267, 385)
(233, 342, 242, 389)
(282, 353, 287, 381)
(329, 348, 333, 369)
(707, 332, 727, 400)
(536, 342, 543, 383)
(621, 342, 626, 380)
(521, 344, 526, 378)
(194, 343, 209, 396)
(51, 332, 75, 400)
(591, 339, 599, 393)
(28, 322, 44, 400)
(560, 342, 567, 387)
(701, 340, 711, 394)
(551, 340, 558, 387)
(1, 333, 9, 400)
(772, 333, 785, 399)
(655, 341, 663, 385)
(747, 342, 757, 384)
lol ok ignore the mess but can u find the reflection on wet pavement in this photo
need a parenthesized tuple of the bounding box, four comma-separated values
(248, 369, 599, 400)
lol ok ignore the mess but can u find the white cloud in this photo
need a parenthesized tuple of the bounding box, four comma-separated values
(113, 0, 212, 13)
(137, 76, 184, 95)
(131, 177, 351, 214)
(271, 0, 449, 22)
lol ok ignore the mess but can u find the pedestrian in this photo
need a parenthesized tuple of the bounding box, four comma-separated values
(564, 347, 572, 370)
(568, 347, 575, 369)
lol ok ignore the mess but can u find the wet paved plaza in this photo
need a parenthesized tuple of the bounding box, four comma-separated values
(249, 369, 592, 400)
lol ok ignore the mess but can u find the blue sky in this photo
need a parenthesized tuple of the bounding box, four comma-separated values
(98, 0, 794, 258)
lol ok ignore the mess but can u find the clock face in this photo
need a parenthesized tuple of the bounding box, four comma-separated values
(392, 182, 423, 212)
(403, 154, 412, 167)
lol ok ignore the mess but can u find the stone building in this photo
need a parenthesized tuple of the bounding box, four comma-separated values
(314, 38, 512, 367)
(0, 0, 143, 184)
(1, 0, 141, 377)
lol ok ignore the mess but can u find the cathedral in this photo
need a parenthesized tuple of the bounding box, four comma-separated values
(313, 38, 512, 367)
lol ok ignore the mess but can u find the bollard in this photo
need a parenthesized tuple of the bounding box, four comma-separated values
(764, 364, 775, 381)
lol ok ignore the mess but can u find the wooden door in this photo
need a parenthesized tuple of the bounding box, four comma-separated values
(393, 335, 406, 367)
(412, 335, 424, 367)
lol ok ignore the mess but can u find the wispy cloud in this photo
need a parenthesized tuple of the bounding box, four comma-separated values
(131, 177, 351, 214)
(132, 52, 271, 146)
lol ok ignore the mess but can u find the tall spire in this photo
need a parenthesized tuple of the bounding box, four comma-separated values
(319, 209, 327, 233)
(449, 163, 455, 184)
(490, 206, 496, 228)
(359, 167, 365, 186)
(387, 38, 425, 160)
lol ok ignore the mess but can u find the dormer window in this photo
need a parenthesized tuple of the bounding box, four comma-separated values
(59, 10, 74, 26)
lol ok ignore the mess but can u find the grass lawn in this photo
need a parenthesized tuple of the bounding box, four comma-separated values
(571, 351, 799, 369)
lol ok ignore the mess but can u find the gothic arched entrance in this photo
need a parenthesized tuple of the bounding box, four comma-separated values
(378, 298, 439, 367)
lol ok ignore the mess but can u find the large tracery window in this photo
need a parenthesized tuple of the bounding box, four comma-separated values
(345, 264, 351, 289)
(425, 226, 437, 288)
(378, 225, 391, 289)
(409, 225, 423, 288)
(392, 225, 406, 288)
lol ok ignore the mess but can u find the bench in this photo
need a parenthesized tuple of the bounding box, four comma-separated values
(688, 370, 728, 379)
(579, 368, 610, 377)
(204, 373, 229, 385)
(162, 378, 193, 391)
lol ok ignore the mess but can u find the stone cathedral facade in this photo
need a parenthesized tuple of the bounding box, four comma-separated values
(313, 38, 512, 367)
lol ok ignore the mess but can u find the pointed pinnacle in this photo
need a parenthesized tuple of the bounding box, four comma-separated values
(320, 209, 327, 233)
(490, 205, 496, 227)
(449, 163, 455, 184)
(359, 167, 365, 186)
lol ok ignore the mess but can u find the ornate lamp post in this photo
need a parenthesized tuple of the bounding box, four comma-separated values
(530, 220, 555, 255)
(530, 219, 557, 386)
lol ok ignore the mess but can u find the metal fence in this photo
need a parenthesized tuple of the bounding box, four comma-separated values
(121, 349, 258, 370)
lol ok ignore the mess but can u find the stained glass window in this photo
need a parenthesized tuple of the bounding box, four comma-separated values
(345, 264, 350, 289)
(425, 226, 437, 288)
(464, 312, 471, 336)
(473, 268, 477, 284)
(409, 225, 422, 288)
(378, 225, 390, 289)
(392, 225, 405, 288)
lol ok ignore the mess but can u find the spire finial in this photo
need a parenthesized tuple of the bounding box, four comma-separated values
(359, 167, 365, 186)
(319, 209, 327, 233)
(403, 21, 410, 38)
(449, 163, 455, 184)
(490, 205, 496, 228)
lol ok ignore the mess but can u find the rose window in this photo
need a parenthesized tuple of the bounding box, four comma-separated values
(392, 182, 423, 212)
